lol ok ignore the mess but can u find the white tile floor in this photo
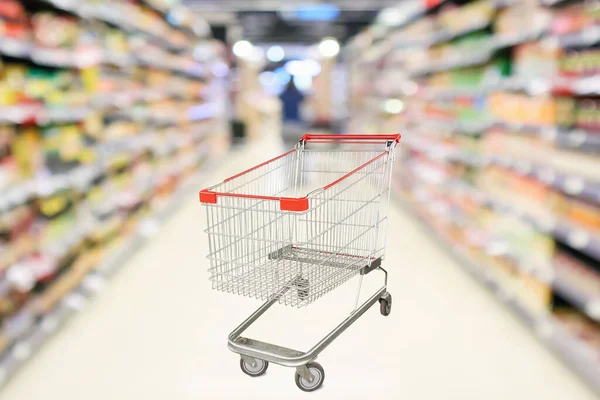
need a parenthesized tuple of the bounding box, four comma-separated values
(2, 139, 598, 400)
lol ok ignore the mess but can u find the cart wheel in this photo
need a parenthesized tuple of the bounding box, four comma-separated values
(379, 294, 392, 316)
(295, 362, 325, 392)
(240, 358, 269, 377)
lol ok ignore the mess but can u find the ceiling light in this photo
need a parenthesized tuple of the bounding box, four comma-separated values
(318, 37, 340, 58)
(378, 7, 406, 26)
(232, 40, 253, 59)
(267, 45, 285, 62)
(384, 99, 404, 114)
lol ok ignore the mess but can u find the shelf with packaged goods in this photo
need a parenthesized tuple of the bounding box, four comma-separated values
(405, 136, 600, 284)
(0, 151, 220, 389)
(393, 183, 600, 394)
(400, 25, 600, 71)
(407, 131, 599, 202)
(0, 135, 215, 317)
(401, 23, 600, 77)
(415, 170, 600, 321)
(0, 93, 215, 124)
(350, 0, 600, 394)
(0, 118, 216, 213)
(544, 25, 600, 49)
(539, 0, 570, 6)
(400, 108, 600, 156)
(397, 18, 493, 48)
(405, 29, 544, 77)
(0, 38, 207, 79)
(0, 1, 210, 75)
(407, 167, 600, 324)
(408, 74, 600, 101)
(393, 0, 516, 49)
(489, 121, 600, 152)
(43, 0, 193, 53)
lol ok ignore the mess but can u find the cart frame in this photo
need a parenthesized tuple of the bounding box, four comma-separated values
(200, 133, 400, 391)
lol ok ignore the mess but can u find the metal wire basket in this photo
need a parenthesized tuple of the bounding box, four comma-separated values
(200, 134, 398, 307)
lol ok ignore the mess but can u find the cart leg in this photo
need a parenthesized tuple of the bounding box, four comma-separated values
(379, 265, 388, 286)
(296, 365, 315, 383)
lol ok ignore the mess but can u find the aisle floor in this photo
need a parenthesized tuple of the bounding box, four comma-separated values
(3, 139, 598, 400)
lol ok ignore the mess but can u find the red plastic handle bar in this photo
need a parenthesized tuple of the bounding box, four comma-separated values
(301, 134, 401, 143)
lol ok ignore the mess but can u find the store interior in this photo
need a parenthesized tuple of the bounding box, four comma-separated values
(0, 0, 600, 398)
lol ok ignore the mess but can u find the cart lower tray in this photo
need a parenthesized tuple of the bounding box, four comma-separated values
(209, 246, 377, 307)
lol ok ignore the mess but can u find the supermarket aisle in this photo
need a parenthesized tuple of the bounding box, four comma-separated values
(2, 139, 597, 400)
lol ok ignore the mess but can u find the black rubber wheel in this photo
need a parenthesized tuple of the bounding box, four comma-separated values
(240, 358, 269, 377)
(379, 295, 392, 316)
(295, 362, 325, 392)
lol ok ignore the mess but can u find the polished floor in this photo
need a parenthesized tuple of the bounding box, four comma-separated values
(3, 138, 597, 400)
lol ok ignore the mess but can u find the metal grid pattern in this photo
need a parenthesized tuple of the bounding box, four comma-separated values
(204, 141, 396, 307)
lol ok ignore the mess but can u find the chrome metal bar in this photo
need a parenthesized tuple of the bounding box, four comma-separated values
(227, 286, 387, 368)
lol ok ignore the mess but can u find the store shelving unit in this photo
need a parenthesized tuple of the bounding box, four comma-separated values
(347, 0, 600, 394)
(0, 0, 228, 388)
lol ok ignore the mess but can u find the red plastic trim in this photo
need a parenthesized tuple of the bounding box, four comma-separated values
(280, 197, 309, 211)
(200, 134, 401, 210)
(224, 149, 296, 182)
(301, 134, 401, 143)
(199, 189, 217, 204)
(324, 152, 387, 190)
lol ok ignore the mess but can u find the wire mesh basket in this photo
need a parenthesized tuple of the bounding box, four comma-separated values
(200, 134, 399, 307)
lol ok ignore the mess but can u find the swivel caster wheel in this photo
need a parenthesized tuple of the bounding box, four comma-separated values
(240, 358, 269, 377)
(379, 293, 392, 316)
(295, 362, 325, 392)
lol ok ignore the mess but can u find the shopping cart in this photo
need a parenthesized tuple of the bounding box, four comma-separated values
(199, 133, 400, 391)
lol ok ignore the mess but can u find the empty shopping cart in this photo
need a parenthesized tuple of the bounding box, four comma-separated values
(199, 133, 400, 392)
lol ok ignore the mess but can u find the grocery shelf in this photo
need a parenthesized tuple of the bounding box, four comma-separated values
(397, 19, 492, 48)
(405, 137, 600, 313)
(350, 0, 600, 395)
(500, 75, 600, 96)
(405, 132, 600, 206)
(0, 0, 226, 393)
(393, 186, 600, 394)
(553, 278, 600, 321)
(0, 125, 213, 213)
(0, 38, 206, 78)
(548, 26, 600, 48)
(486, 155, 600, 206)
(407, 29, 544, 77)
(555, 130, 600, 152)
(461, 183, 600, 320)
(491, 121, 600, 152)
(418, 72, 600, 99)
(0, 153, 221, 389)
(408, 49, 493, 77)
(540, 0, 569, 5)
(548, 321, 600, 390)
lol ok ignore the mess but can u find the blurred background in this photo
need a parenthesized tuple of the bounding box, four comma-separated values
(0, 0, 600, 398)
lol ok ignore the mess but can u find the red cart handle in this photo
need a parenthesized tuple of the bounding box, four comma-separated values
(301, 134, 401, 143)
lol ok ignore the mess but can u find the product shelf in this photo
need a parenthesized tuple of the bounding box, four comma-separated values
(0, 154, 220, 388)
(394, 184, 600, 392)
(350, 0, 600, 393)
(408, 153, 600, 321)
(0, 1, 229, 386)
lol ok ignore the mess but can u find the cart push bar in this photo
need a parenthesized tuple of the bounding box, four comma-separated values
(199, 133, 401, 212)
(200, 133, 400, 392)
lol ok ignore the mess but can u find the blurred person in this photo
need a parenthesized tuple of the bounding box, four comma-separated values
(279, 77, 306, 140)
